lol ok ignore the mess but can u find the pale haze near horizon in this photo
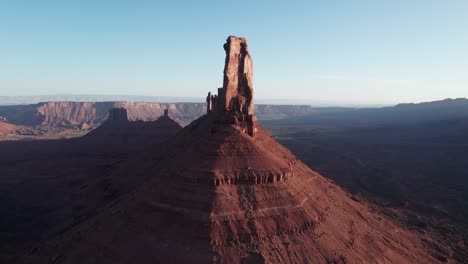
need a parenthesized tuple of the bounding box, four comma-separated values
(1, 1, 467, 105)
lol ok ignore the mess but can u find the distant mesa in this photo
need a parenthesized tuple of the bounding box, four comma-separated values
(83, 107, 182, 145)
(0, 100, 324, 133)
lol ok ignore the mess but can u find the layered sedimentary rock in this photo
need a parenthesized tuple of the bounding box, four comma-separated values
(207, 36, 256, 137)
(220, 36, 254, 115)
(0, 101, 323, 132)
(28, 36, 445, 264)
(0, 101, 203, 129)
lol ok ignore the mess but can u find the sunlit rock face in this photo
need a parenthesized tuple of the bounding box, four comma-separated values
(207, 36, 256, 137)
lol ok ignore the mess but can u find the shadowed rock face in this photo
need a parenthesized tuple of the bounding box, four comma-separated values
(108, 108, 128, 123)
(0, 115, 38, 136)
(85, 108, 182, 145)
(207, 36, 256, 137)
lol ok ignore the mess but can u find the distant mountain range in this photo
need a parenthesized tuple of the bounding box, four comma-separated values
(270, 98, 468, 126)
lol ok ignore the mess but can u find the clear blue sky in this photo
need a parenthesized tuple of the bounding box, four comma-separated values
(1, 0, 467, 105)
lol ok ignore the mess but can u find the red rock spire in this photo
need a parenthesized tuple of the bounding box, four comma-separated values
(108, 108, 128, 123)
(207, 36, 256, 137)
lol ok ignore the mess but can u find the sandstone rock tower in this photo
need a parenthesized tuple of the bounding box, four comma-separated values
(108, 107, 128, 123)
(29, 36, 442, 264)
(207, 36, 256, 137)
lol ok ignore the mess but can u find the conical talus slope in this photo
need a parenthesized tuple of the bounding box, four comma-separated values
(159, 114, 439, 263)
(26, 114, 441, 264)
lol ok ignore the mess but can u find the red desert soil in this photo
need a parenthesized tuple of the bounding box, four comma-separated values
(24, 36, 452, 263)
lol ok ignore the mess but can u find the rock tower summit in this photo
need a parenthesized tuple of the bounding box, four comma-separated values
(207, 36, 256, 137)
(108, 108, 128, 123)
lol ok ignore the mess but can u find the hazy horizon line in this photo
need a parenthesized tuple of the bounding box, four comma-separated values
(0, 93, 466, 108)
